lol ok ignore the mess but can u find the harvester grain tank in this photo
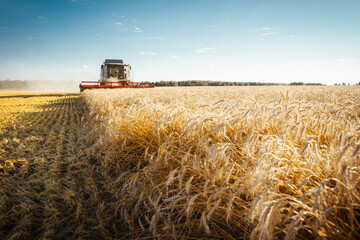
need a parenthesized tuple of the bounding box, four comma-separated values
(79, 59, 154, 91)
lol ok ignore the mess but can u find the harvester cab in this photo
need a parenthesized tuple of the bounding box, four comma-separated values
(79, 59, 154, 91)
(100, 59, 132, 82)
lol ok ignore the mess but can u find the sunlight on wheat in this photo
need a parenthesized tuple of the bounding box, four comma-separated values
(80, 86, 360, 239)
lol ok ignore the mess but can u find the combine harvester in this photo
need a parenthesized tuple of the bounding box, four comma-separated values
(79, 59, 154, 91)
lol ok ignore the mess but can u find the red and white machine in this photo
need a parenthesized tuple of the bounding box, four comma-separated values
(79, 59, 154, 91)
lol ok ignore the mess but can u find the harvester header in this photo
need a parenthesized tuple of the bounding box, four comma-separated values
(79, 59, 154, 91)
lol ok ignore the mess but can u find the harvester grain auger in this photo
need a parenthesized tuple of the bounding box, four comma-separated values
(79, 59, 154, 91)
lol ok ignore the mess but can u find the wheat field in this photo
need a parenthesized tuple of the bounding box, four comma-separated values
(1, 86, 360, 239)
(81, 86, 360, 239)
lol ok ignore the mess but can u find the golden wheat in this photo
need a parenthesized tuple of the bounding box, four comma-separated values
(80, 86, 360, 239)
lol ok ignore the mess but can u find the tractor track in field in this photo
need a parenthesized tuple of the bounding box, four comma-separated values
(0, 93, 126, 239)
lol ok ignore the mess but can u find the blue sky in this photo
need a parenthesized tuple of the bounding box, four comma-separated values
(0, 0, 359, 84)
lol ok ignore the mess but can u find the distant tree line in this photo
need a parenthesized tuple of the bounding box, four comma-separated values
(4, 79, 359, 90)
(155, 80, 324, 87)
(155, 80, 280, 87)
(0, 80, 29, 90)
(289, 82, 323, 86)
(334, 82, 360, 86)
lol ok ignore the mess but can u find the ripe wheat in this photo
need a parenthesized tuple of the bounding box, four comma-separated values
(81, 86, 360, 239)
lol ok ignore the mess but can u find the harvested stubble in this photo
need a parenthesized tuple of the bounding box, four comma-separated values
(81, 86, 360, 239)
(0, 93, 128, 239)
